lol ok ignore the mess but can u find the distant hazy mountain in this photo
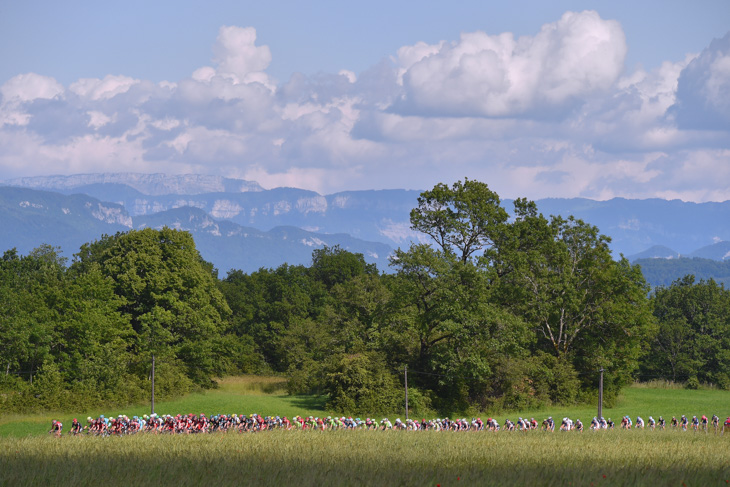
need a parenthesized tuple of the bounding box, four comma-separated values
(635, 257, 730, 288)
(526, 198, 730, 258)
(4, 173, 730, 273)
(0, 186, 132, 258)
(688, 241, 730, 261)
(0, 187, 393, 273)
(2, 175, 425, 249)
(627, 245, 681, 261)
(2, 173, 263, 196)
(134, 206, 393, 273)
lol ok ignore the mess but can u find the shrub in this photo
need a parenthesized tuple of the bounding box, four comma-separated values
(325, 353, 403, 415)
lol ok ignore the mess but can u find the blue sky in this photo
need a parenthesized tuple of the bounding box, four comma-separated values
(1, 0, 729, 201)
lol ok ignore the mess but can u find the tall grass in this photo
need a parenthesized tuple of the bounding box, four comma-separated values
(2, 379, 729, 485)
(1, 429, 729, 486)
(215, 375, 288, 395)
(631, 379, 718, 390)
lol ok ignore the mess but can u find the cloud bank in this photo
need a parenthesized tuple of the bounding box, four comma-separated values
(1, 12, 729, 202)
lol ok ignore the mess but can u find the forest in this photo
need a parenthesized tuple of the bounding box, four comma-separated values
(635, 257, 730, 288)
(1, 179, 729, 416)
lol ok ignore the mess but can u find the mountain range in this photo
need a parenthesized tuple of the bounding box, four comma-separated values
(2, 173, 729, 280)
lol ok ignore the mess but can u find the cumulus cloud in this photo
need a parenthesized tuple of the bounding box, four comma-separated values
(0, 73, 64, 102)
(671, 32, 730, 131)
(69, 75, 140, 101)
(392, 11, 626, 118)
(0, 15, 729, 202)
(0, 73, 65, 127)
(87, 111, 114, 129)
(211, 26, 274, 88)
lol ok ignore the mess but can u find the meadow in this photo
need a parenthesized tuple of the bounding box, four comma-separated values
(2, 428, 729, 486)
(2, 377, 730, 486)
(2, 376, 728, 437)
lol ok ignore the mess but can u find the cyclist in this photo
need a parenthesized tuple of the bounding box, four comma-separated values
(69, 418, 83, 435)
(49, 420, 63, 437)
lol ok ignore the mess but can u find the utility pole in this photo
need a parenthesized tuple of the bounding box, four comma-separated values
(151, 354, 156, 416)
(598, 367, 604, 419)
(404, 365, 409, 421)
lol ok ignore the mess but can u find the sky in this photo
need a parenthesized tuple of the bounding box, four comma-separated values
(1, 0, 729, 201)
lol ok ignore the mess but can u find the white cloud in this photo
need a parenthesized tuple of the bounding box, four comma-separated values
(339, 70, 357, 84)
(0, 73, 64, 127)
(69, 74, 139, 100)
(242, 165, 334, 193)
(671, 32, 730, 130)
(191, 66, 216, 83)
(211, 26, 274, 89)
(395, 41, 445, 84)
(163, 125, 249, 163)
(150, 117, 181, 131)
(0, 17, 728, 203)
(393, 10, 626, 117)
(1, 73, 64, 102)
(87, 111, 113, 129)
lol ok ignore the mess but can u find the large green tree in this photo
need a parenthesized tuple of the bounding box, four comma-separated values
(73, 227, 231, 388)
(410, 178, 508, 263)
(405, 180, 655, 405)
(220, 264, 313, 372)
(0, 247, 61, 386)
(642, 276, 730, 388)
(1, 245, 141, 411)
(492, 202, 655, 399)
(387, 242, 533, 411)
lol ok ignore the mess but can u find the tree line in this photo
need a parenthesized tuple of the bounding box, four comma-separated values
(1, 179, 728, 415)
(635, 257, 730, 288)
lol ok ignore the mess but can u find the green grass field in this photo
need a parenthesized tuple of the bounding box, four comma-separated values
(1, 429, 729, 486)
(2, 376, 728, 437)
(2, 377, 730, 486)
(0, 376, 327, 437)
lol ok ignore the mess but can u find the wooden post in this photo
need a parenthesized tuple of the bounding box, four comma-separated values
(598, 367, 604, 419)
(404, 365, 409, 421)
(151, 354, 156, 416)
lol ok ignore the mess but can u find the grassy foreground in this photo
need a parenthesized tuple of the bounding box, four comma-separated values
(2, 378, 730, 486)
(2, 429, 729, 486)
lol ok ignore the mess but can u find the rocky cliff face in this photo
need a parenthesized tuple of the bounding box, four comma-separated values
(87, 202, 133, 227)
(0, 187, 395, 273)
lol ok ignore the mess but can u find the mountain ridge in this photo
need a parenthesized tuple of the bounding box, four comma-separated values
(3, 173, 730, 278)
(0, 186, 393, 273)
(1, 173, 263, 196)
